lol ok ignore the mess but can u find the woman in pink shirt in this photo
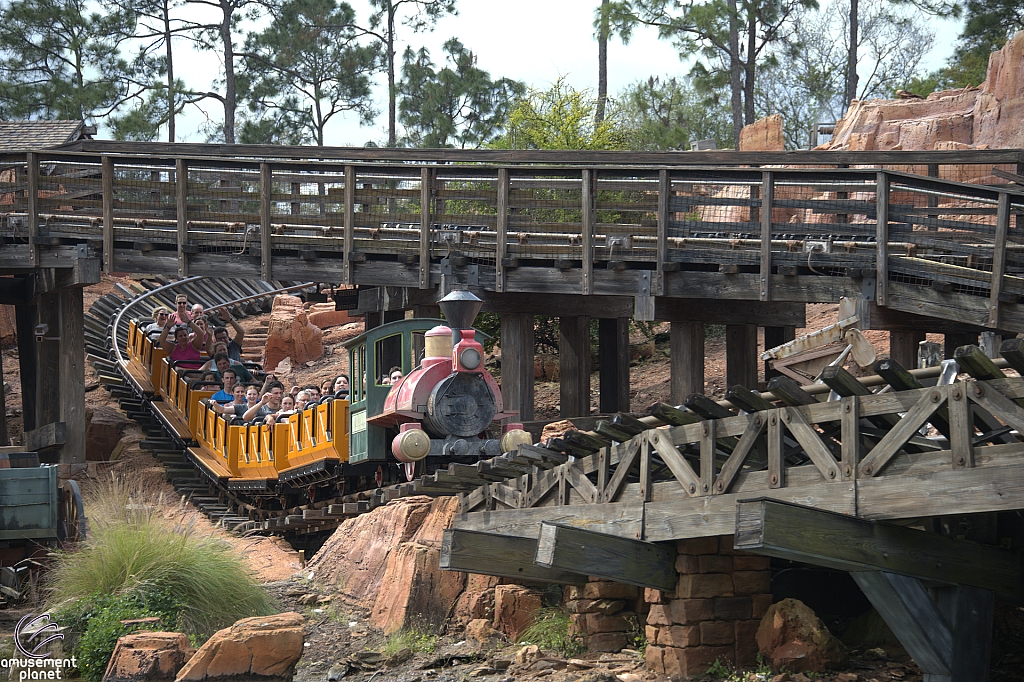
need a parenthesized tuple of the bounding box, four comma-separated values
(157, 317, 205, 369)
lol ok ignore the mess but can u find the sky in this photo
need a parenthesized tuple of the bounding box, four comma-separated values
(164, 0, 966, 147)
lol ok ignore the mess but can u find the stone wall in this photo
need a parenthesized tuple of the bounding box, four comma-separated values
(565, 580, 648, 652)
(643, 536, 772, 679)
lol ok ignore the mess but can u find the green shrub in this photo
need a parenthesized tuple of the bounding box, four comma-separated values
(378, 626, 438, 656)
(519, 608, 584, 657)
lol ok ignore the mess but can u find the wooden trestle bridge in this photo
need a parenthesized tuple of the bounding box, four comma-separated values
(3, 141, 1024, 680)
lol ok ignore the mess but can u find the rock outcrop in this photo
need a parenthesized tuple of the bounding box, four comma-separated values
(739, 114, 785, 152)
(306, 303, 351, 330)
(104, 632, 194, 682)
(756, 598, 848, 672)
(263, 295, 323, 371)
(493, 585, 543, 641)
(85, 406, 130, 461)
(175, 612, 304, 682)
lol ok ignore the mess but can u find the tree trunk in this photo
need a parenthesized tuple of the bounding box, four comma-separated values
(220, 0, 235, 144)
(595, 0, 608, 124)
(164, 0, 175, 142)
(846, 0, 859, 106)
(387, 1, 396, 147)
(727, 0, 743, 146)
(744, 8, 756, 126)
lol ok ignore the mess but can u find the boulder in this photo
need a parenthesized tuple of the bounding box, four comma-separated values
(175, 612, 304, 682)
(756, 598, 848, 672)
(465, 619, 502, 650)
(306, 303, 351, 330)
(369, 540, 465, 634)
(540, 420, 576, 442)
(85, 406, 131, 461)
(453, 588, 496, 624)
(104, 632, 194, 682)
(263, 295, 323, 371)
(493, 585, 543, 641)
(739, 114, 785, 151)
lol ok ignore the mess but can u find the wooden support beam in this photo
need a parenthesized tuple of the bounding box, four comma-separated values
(35, 292, 60, 430)
(260, 163, 272, 281)
(890, 330, 925, 370)
(15, 303, 37, 432)
(419, 167, 431, 289)
(760, 171, 773, 301)
(501, 312, 535, 421)
(852, 572, 992, 682)
(599, 317, 630, 413)
(989, 192, 1010, 328)
(763, 326, 795, 381)
(102, 156, 114, 274)
(734, 498, 1024, 599)
(496, 168, 509, 293)
(175, 158, 188, 277)
(559, 315, 591, 418)
(59, 286, 85, 465)
(945, 332, 978, 360)
(655, 299, 805, 327)
(876, 171, 889, 306)
(656, 170, 668, 296)
(726, 324, 758, 389)
(671, 321, 704, 403)
(535, 521, 677, 591)
(582, 169, 594, 295)
(440, 528, 588, 585)
(27, 152, 39, 268)
(23, 421, 66, 452)
(343, 165, 354, 285)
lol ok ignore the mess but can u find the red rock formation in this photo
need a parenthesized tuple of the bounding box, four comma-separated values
(104, 632, 194, 682)
(263, 295, 323, 371)
(306, 303, 351, 330)
(739, 114, 785, 152)
(755, 598, 848, 672)
(175, 613, 304, 682)
(493, 585, 543, 641)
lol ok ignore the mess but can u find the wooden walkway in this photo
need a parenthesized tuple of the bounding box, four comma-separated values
(2, 142, 1024, 332)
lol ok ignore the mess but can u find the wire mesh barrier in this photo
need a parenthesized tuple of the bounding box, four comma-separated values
(1, 149, 1023, 330)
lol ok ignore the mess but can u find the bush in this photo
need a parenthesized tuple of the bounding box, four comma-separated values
(519, 608, 584, 657)
(378, 626, 438, 656)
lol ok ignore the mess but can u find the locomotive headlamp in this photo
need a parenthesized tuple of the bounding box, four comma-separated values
(459, 347, 481, 370)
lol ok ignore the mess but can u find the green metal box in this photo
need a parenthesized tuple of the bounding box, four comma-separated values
(0, 465, 58, 540)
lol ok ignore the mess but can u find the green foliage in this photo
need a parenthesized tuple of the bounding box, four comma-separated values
(398, 38, 524, 148)
(705, 658, 732, 678)
(0, 0, 137, 120)
(46, 515, 276, 637)
(614, 76, 733, 150)
(241, 0, 381, 146)
(519, 608, 584, 657)
(378, 626, 438, 656)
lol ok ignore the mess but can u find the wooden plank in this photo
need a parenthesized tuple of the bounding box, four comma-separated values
(500, 312, 535, 422)
(440, 529, 588, 585)
(59, 287, 85, 465)
(734, 498, 1024, 599)
(452, 502, 644, 540)
(670, 321, 704, 403)
(726, 324, 757, 389)
(858, 387, 945, 477)
(649, 429, 700, 495)
(760, 170, 773, 301)
(27, 152, 38, 268)
(699, 418, 715, 495)
(582, 169, 594, 295)
(656, 169, 668, 296)
(840, 396, 859, 481)
(604, 437, 641, 503)
(420, 167, 430, 289)
(714, 413, 766, 494)
(559, 315, 590, 418)
(565, 463, 600, 504)
(102, 156, 114, 273)
(260, 163, 272, 281)
(535, 521, 676, 590)
(23, 421, 66, 451)
(876, 171, 889, 306)
(343, 165, 354, 285)
(967, 381, 1024, 435)
(988, 192, 1010, 328)
(175, 158, 188, 277)
(768, 410, 784, 489)
(783, 407, 839, 481)
(655, 299, 806, 327)
(598, 317, 630, 413)
(496, 168, 508, 292)
(948, 382, 973, 468)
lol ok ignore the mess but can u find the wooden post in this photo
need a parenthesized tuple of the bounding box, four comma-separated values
(419, 167, 431, 289)
(27, 152, 39, 268)
(760, 171, 773, 301)
(0, 351, 6, 446)
(764, 326, 795, 380)
(175, 158, 188, 277)
(726, 324, 758, 389)
(343, 165, 355, 285)
(534, 522, 676, 590)
(890, 330, 925, 369)
(496, 168, 509, 293)
(944, 332, 978, 360)
(500, 312, 535, 421)
(59, 287, 85, 465)
(260, 163, 272, 281)
(876, 171, 889, 306)
(559, 315, 591, 418)
(988, 192, 1009, 328)
(15, 303, 37, 432)
(35, 292, 61, 429)
(581, 169, 594, 295)
(290, 181, 301, 215)
(102, 156, 114, 274)
(598, 317, 630, 413)
(670, 321, 704, 403)
(656, 170, 669, 296)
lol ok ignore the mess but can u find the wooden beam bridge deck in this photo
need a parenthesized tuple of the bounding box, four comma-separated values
(1, 142, 1024, 333)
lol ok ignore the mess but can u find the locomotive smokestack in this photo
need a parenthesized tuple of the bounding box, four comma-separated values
(438, 290, 483, 331)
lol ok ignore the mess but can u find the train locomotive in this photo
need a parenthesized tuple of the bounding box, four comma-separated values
(121, 288, 530, 518)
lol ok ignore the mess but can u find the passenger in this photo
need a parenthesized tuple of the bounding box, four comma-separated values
(290, 385, 301, 399)
(264, 395, 297, 426)
(191, 315, 213, 354)
(212, 309, 245, 362)
(320, 378, 333, 396)
(388, 366, 403, 385)
(243, 381, 284, 421)
(211, 352, 255, 383)
(169, 294, 191, 325)
(144, 307, 169, 335)
(304, 385, 321, 402)
(198, 342, 229, 372)
(332, 374, 349, 398)
(210, 368, 238, 403)
(294, 390, 310, 411)
(211, 384, 248, 416)
(191, 303, 205, 319)
(157, 318, 205, 370)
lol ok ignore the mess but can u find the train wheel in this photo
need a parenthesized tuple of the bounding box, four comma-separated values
(57, 481, 86, 545)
